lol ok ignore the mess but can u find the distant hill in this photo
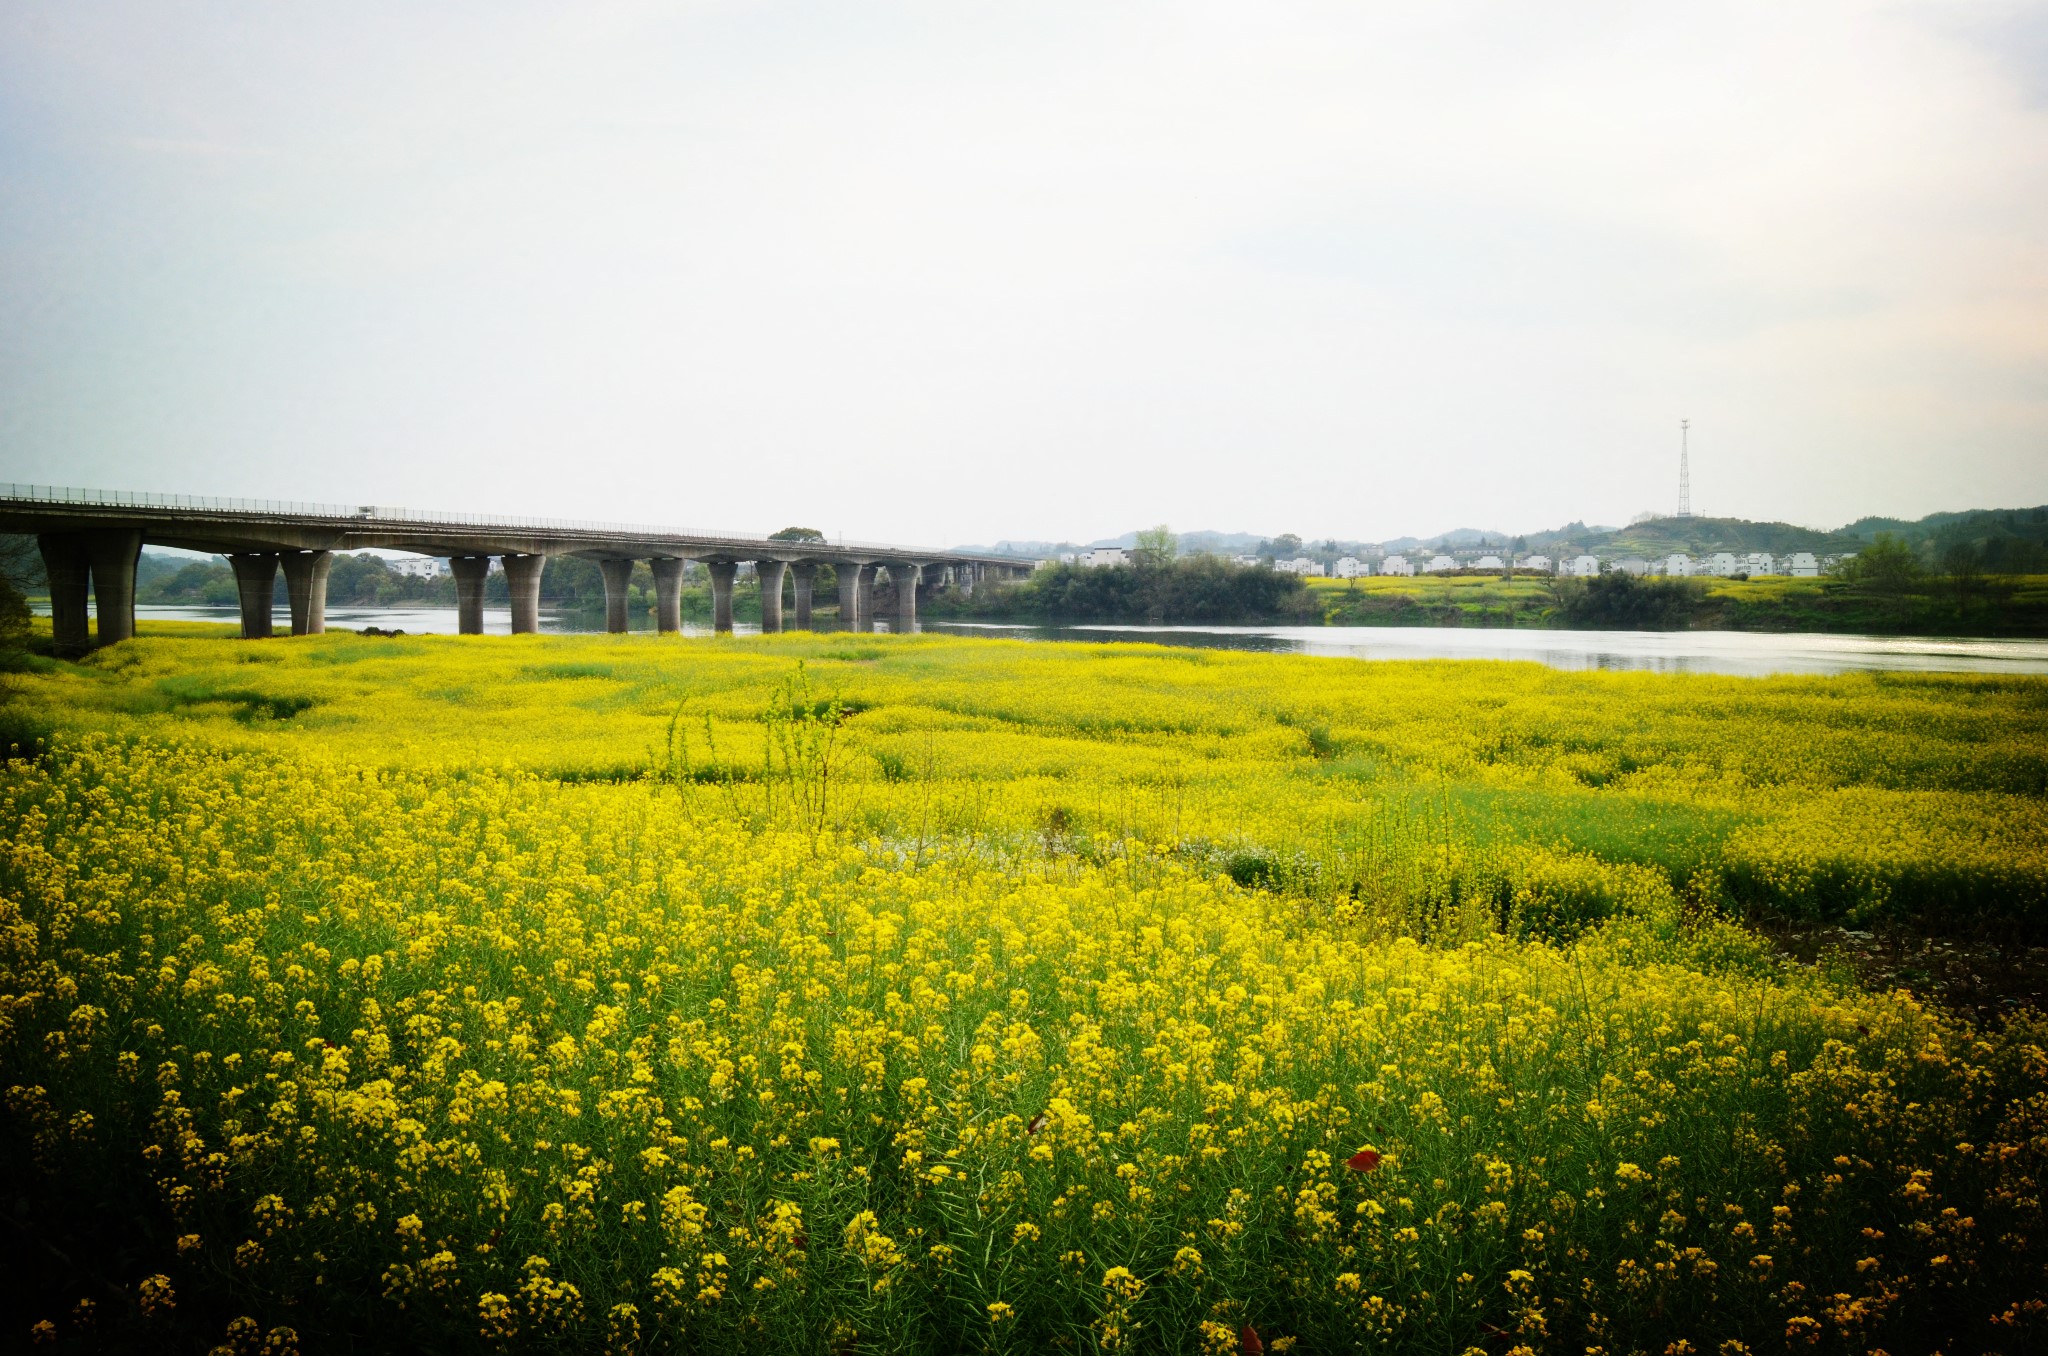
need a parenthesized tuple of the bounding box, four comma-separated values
(1534, 507, 2048, 563)
(1176, 530, 1268, 553)
(955, 529, 1268, 556)
(962, 540, 1080, 558)
(1880, 506, 2048, 573)
(1532, 516, 1850, 557)
(962, 506, 2048, 566)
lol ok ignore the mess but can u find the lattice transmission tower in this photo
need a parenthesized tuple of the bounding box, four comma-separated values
(1677, 419, 1692, 519)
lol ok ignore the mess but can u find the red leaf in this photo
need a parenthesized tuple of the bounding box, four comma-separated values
(1240, 1323, 1263, 1355)
(1346, 1148, 1382, 1173)
(1026, 1112, 1049, 1135)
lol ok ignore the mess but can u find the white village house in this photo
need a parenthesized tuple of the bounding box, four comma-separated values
(1381, 554, 1416, 576)
(1568, 555, 1601, 577)
(1788, 552, 1820, 577)
(1615, 558, 1652, 577)
(1518, 555, 1552, 573)
(1082, 547, 1128, 568)
(1704, 552, 1740, 577)
(1474, 555, 1505, 570)
(1425, 555, 1456, 573)
(1663, 554, 1693, 577)
(1334, 556, 1366, 578)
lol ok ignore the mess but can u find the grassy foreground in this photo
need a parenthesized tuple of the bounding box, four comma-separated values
(2, 631, 2046, 1353)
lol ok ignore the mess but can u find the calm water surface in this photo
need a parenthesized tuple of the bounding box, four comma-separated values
(80, 605, 2048, 677)
(933, 622, 2048, 676)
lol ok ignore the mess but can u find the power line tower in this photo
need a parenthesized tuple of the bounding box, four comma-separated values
(1677, 419, 1692, 518)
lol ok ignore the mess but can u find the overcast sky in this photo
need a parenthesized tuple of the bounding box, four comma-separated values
(2, 1, 2044, 548)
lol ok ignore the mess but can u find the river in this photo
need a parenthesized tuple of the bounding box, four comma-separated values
(80, 604, 2048, 676)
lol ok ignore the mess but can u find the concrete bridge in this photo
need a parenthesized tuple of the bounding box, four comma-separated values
(1, 485, 1035, 655)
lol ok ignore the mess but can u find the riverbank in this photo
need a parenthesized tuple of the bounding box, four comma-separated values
(928, 570, 2048, 637)
(1308, 573, 2048, 635)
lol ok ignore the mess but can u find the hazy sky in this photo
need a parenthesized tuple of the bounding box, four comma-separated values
(3, 1, 2044, 548)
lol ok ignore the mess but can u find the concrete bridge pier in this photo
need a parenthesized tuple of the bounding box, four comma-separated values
(855, 564, 881, 629)
(87, 529, 144, 646)
(599, 558, 635, 634)
(837, 563, 864, 627)
(791, 563, 816, 629)
(892, 562, 922, 630)
(227, 553, 280, 639)
(281, 551, 332, 635)
(37, 534, 93, 657)
(651, 558, 684, 633)
(707, 560, 737, 633)
(757, 560, 788, 632)
(450, 556, 491, 634)
(503, 555, 545, 634)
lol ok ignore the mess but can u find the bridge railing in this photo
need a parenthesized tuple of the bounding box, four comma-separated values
(0, 483, 1033, 561)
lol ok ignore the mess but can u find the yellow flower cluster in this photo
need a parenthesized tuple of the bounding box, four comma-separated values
(11, 629, 2044, 932)
(0, 631, 2043, 1351)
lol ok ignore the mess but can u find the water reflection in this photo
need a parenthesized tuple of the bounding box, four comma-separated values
(924, 621, 2048, 677)
(84, 606, 2048, 676)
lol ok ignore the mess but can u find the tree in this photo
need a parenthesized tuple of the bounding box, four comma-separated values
(1257, 533, 1302, 562)
(1836, 533, 1921, 599)
(999, 557, 1318, 623)
(1552, 573, 1706, 630)
(1941, 540, 1984, 608)
(0, 567, 30, 665)
(0, 535, 45, 592)
(770, 527, 826, 542)
(1134, 524, 1177, 570)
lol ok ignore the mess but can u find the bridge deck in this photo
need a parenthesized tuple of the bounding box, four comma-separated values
(6, 484, 1035, 652)
(0, 483, 1025, 567)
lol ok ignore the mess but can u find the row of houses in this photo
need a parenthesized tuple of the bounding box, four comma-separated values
(1042, 547, 1838, 578)
(1306, 549, 1834, 579)
(1617, 551, 1826, 578)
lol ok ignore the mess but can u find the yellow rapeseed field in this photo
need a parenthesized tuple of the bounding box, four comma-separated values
(1, 630, 2045, 1353)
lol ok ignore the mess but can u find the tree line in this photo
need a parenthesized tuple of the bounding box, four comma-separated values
(932, 532, 1320, 624)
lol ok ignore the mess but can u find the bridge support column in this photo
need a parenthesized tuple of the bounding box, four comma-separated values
(707, 560, 737, 633)
(86, 529, 143, 646)
(503, 555, 545, 634)
(892, 562, 921, 631)
(651, 558, 684, 633)
(791, 563, 816, 629)
(38, 534, 92, 657)
(856, 564, 880, 629)
(757, 560, 787, 633)
(599, 559, 634, 634)
(957, 563, 976, 597)
(837, 563, 863, 627)
(227, 553, 280, 639)
(450, 556, 490, 635)
(281, 551, 332, 636)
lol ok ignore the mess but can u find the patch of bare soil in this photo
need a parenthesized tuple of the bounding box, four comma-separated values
(1760, 921, 2048, 1026)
